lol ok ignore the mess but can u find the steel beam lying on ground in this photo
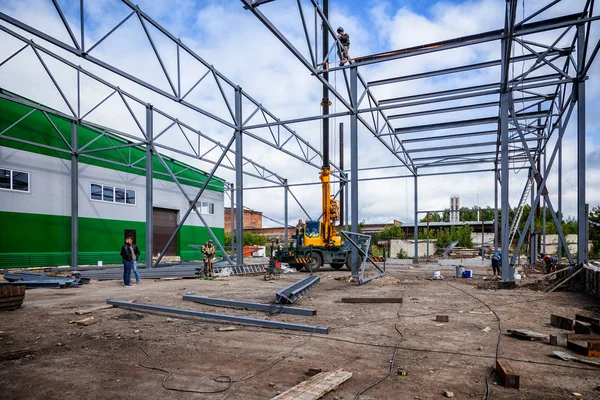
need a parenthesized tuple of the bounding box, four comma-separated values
(182, 295, 317, 316)
(106, 300, 329, 334)
(275, 276, 320, 304)
(0, 281, 61, 289)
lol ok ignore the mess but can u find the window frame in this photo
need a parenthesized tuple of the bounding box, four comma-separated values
(0, 168, 30, 193)
(90, 183, 136, 206)
(200, 201, 215, 215)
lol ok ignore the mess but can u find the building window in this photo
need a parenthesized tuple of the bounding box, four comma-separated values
(200, 201, 215, 215)
(0, 168, 29, 192)
(91, 183, 135, 205)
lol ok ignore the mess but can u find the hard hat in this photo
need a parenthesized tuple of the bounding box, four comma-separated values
(337, 27, 344, 33)
(208, 240, 213, 244)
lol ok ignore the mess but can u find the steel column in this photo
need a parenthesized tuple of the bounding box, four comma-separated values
(558, 123, 563, 263)
(350, 66, 359, 278)
(71, 121, 78, 269)
(145, 105, 153, 266)
(235, 87, 244, 264)
(494, 168, 499, 251)
(284, 179, 289, 248)
(500, 92, 511, 281)
(230, 183, 235, 257)
(577, 24, 587, 269)
(413, 174, 419, 264)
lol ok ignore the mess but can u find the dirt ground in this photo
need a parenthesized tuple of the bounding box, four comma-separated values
(1, 262, 599, 400)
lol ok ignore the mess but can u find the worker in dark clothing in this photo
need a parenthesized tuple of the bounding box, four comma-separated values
(491, 251, 502, 276)
(120, 237, 136, 287)
(541, 253, 557, 274)
(296, 219, 305, 248)
(337, 27, 350, 66)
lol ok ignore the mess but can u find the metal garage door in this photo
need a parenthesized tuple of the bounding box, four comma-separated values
(153, 207, 178, 256)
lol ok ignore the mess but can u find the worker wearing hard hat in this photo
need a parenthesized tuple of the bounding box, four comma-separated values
(337, 27, 350, 66)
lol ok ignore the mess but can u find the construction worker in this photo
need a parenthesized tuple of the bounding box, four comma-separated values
(296, 219, 305, 248)
(201, 240, 216, 277)
(541, 253, 557, 274)
(491, 251, 502, 276)
(337, 27, 350, 66)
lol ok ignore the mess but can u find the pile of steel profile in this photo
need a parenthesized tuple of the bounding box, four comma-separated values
(2, 271, 86, 288)
(106, 300, 329, 334)
(81, 265, 199, 280)
(275, 276, 320, 304)
(183, 295, 317, 316)
(202, 264, 268, 276)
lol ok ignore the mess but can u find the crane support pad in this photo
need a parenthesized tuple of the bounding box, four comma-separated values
(275, 276, 320, 304)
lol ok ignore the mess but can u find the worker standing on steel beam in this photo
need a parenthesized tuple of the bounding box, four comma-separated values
(201, 240, 216, 278)
(337, 27, 350, 66)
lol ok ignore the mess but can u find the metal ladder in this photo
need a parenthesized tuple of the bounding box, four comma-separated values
(508, 177, 533, 249)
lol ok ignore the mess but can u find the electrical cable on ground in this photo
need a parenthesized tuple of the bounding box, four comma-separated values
(353, 343, 399, 400)
(446, 282, 501, 400)
(137, 326, 318, 395)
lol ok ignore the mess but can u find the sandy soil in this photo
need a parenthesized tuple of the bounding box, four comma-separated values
(1, 262, 599, 400)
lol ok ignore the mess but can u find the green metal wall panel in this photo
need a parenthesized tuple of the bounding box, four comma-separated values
(0, 211, 223, 268)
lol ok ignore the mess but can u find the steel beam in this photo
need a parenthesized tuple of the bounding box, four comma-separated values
(577, 24, 587, 269)
(106, 300, 329, 334)
(182, 295, 316, 316)
(71, 122, 78, 269)
(350, 66, 359, 277)
(284, 179, 289, 248)
(275, 276, 320, 304)
(145, 105, 153, 266)
(235, 87, 244, 264)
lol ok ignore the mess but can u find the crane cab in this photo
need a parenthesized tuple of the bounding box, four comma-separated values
(303, 220, 341, 247)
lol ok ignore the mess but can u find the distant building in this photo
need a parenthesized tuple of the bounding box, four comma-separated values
(224, 208, 263, 233)
(361, 220, 403, 235)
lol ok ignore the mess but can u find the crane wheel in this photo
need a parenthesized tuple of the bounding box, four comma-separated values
(305, 253, 322, 272)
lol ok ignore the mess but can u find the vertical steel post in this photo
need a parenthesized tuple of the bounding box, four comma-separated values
(481, 208, 485, 261)
(413, 174, 418, 264)
(230, 183, 235, 257)
(339, 122, 344, 228)
(145, 105, 153, 267)
(494, 168, 499, 251)
(345, 173, 349, 231)
(577, 24, 587, 270)
(235, 87, 244, 264)
(284, 179, 289, 248)
(542, 146, 547, 255)
(71, 122, 78, 269)
(530, 168, 535, 264)
(500, 92, 511, 281)
(558, 123, 563, 263)
(350, 66, 359, 278)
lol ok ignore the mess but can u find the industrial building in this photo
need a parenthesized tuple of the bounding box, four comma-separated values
(0, 97, 225, 268)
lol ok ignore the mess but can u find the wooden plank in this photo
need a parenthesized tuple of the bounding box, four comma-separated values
(1, 285, 25, 297)
(496, 360, 519, 389)
(507, 329, 547, 341)
(574, 321, 592, 335)
(551, 314, 574, 331)
(341, 297, 403, 303)
(436, 315, 449, 322)
(75, 304, 114, 315)
(567, 334, 600, 341)
(0, 295, 25, 303)
(272, 368, 352, 400)
(588, 341, 600, 357)
(567, 340, 589, 356)
(69, 316, 98, 326)
(575, 314, 600, 325)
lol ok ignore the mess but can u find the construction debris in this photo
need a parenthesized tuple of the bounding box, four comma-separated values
(271, 368, 352, 400)
(496, 360, 520, 389)
(69, 316, 98, 326)
(217, 326, 237, 332)
(107, 300, 329, 334)
(341, 297, 403, 304)
(507, 329, 548, 341)
(75, 304, 114, 315)
(551, 314, 574, 331)
(436, 315, 449, 323)
(183, 295, 317, 316)
(3, 271, 86, 288)
(553, 351, 600, 367)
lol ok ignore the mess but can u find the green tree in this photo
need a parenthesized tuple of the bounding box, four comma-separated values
(378, 225, 406, 240)
(420, 212, 442, 223)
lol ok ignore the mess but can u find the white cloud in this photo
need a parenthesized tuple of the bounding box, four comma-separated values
(0, 0, 599, 229)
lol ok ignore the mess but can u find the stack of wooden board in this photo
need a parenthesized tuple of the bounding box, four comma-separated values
(0, 285, 25, 311)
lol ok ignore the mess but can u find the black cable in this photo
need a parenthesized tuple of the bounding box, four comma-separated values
(138, 343, 233, 394)
(353, 343, 399, 400)
(446, 282, 501, 400)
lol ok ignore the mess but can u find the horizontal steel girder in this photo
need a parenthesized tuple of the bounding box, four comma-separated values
(406, 137, 540, 153)
(182, 295, 317, 316)
(106, 300, 329, 334)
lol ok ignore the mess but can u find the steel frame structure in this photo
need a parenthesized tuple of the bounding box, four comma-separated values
(240, 0, 600, 281)
(0, 1, 598, 281)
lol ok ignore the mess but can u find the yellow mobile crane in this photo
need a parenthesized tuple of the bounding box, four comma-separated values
(273, 0, 357, 272)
